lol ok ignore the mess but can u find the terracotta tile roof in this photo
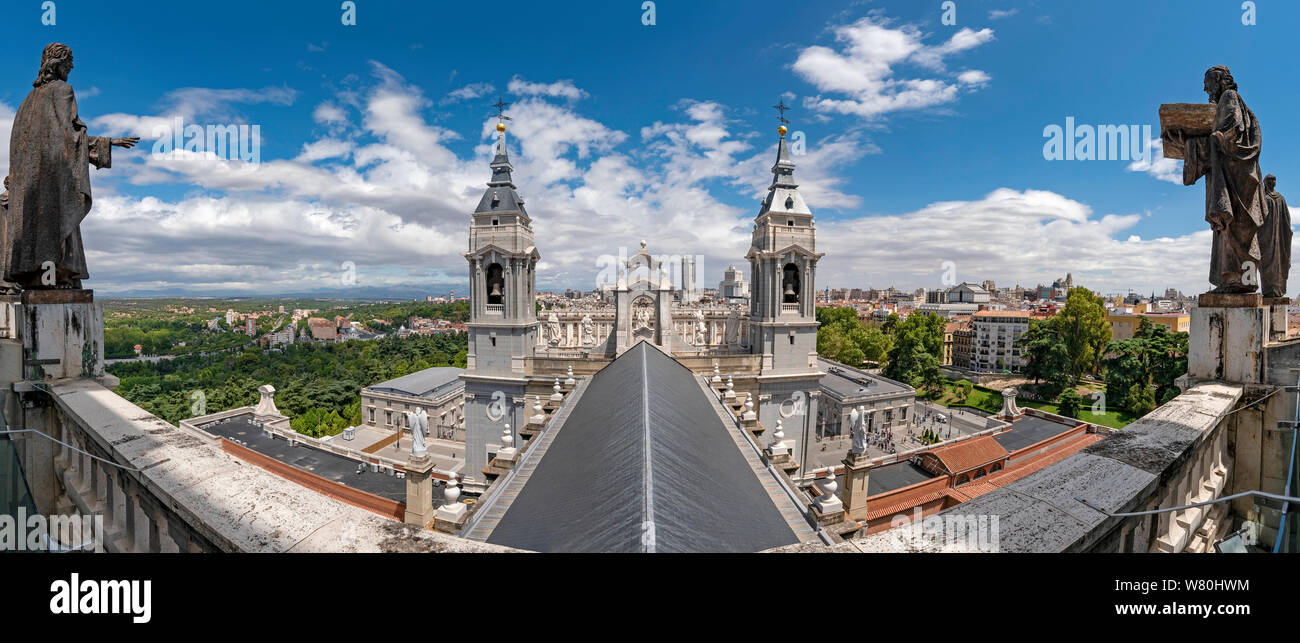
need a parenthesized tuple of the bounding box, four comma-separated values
(941, 432, 1104, 504)
(973, 309, 1030, 318)
(866, 489, 949, 521)
(924, 436, 1009, 474)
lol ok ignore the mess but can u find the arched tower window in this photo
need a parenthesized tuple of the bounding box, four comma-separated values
(782, 262, 800, 304)
(486, 263, 505, 305)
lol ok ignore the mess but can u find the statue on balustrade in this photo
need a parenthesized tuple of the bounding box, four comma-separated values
(1163, 66, 1267, 294)
(1259, 174, 1291, 298)
(4, 43, 139, 290)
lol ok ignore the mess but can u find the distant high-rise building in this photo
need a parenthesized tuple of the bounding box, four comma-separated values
(680, 255, 699, 303)
(718, 265, 749, 301)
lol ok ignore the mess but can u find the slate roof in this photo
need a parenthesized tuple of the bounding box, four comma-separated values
(992, 414, 1079, 452)
(480, 341, 806, 553)
(366, 367, 465, 398)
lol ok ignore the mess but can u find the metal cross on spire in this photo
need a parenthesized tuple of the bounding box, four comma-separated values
(772, 98, 791, 125)
(493, 96, 513, 122)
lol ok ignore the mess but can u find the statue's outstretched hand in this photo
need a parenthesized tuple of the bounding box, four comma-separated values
(111, 137, 140, 149)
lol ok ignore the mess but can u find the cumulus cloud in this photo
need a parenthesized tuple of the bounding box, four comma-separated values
(441, 82, 495, 105)
(0, 60, 1213, 298)
(819, 188, 1211, 295)
(507, 76, 588, 101)
(793, 15, 993, 119)
(1128, 138, 1183, 184)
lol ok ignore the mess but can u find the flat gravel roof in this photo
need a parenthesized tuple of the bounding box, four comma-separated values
(201, 417, 405, 502)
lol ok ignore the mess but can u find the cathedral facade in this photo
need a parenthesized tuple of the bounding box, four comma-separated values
(459, 116, 829, 491)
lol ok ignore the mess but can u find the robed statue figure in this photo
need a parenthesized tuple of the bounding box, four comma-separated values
(3, 43, 138, 290)
(1167, 66, 1268, 294)
(1260, 174, 1292, 297)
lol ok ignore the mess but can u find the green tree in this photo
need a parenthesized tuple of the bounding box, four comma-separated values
(1058, 387, 1082, 418)
(1124, 382, 1157, 416)
(1057, 287, 1111, 382)
(954, 379, 974, 402)
(1102, 317, 1189, 416)
(884, 313, 944, 390)
(1020, 317, 1072, 399)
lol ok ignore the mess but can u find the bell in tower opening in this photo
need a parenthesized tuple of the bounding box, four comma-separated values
(486, 263, 505, 305)
(782, 263, 800, 303)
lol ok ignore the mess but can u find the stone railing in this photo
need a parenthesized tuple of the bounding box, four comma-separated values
(769, 381, 1244, 552)
(9, 378, 514, 552)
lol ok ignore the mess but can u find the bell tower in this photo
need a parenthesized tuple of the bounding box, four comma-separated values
(462, 100, 539, 490)
(746, 104, 823, 375)
(465, 108, 539, 375)
(747, 103, 824, 476)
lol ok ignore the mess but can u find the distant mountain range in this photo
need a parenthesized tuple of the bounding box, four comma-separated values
(89, 284, 467, 300)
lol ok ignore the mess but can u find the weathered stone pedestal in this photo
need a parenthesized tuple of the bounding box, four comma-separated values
(1189, 293, 1277, 384)
(484, 449, 518, 476)
(433, 499, 468, 534)
(0, 290, 105, 381)
(403, 455, 437, 528)
(841, 452, 871, 521)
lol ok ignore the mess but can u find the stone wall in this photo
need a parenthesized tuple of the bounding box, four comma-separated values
(7, 378, 516, 552)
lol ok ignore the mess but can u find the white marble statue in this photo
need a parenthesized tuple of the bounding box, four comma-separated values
(580, 315, 595, 346)
(546, 312, 561, 346)
(849, 405, 866, 455)
(407, 408, 428, 458)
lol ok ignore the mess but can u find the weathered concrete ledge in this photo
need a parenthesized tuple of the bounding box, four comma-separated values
(764, 381, 1243, 553)
(43, 379, 518, 553)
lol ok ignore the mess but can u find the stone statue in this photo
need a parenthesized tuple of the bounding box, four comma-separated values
(580, 314, 594, 346)
(4, 44, 139, 289)
(1166, 66, 1267, 294)
(693, 309, 706, 345)
(1260, 174, 1291, 298)
(847, 405, 868, 454)
(407, 408, 428, 458)
(546, 311, 561, 346)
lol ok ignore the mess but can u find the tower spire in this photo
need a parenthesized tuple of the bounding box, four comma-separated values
(475, 97, 527, 219)
(758, 100, 804, 216)
(488, 96, 515, 188)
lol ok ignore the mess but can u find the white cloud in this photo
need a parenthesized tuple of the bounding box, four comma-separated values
(793, 16, 994, 119)
(957, 70, 991, 85)
(0, 63, 1212, 299)
(442, 82, 495, 105)
(295, 138, 355, 163)
(989, 9, 1019, 20)
(1127, 138, 1183, 184)
(507, 76, 588, 101)
(819, 188, 1211, 295)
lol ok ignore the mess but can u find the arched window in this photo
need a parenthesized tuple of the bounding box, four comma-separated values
(486, 263, 505, 305)
(782, 262, 800, 304)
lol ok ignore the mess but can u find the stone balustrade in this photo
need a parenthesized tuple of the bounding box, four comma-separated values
(766, 381, 1245, 553)
(8, 378, 515, 553)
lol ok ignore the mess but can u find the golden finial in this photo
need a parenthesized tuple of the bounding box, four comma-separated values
(778, 125, 788, 137)
(496, 122, 506, 133)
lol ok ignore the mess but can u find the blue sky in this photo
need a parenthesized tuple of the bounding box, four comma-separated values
(1, 0, 1297, 297)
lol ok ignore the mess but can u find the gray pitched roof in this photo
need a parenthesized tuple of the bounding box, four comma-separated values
(366, 366, 464, 398)
(481, 341, 806, 552)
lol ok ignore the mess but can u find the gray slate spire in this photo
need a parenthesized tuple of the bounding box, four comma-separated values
(475, 124, 528, 218)
(757, 129, 810, 218)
